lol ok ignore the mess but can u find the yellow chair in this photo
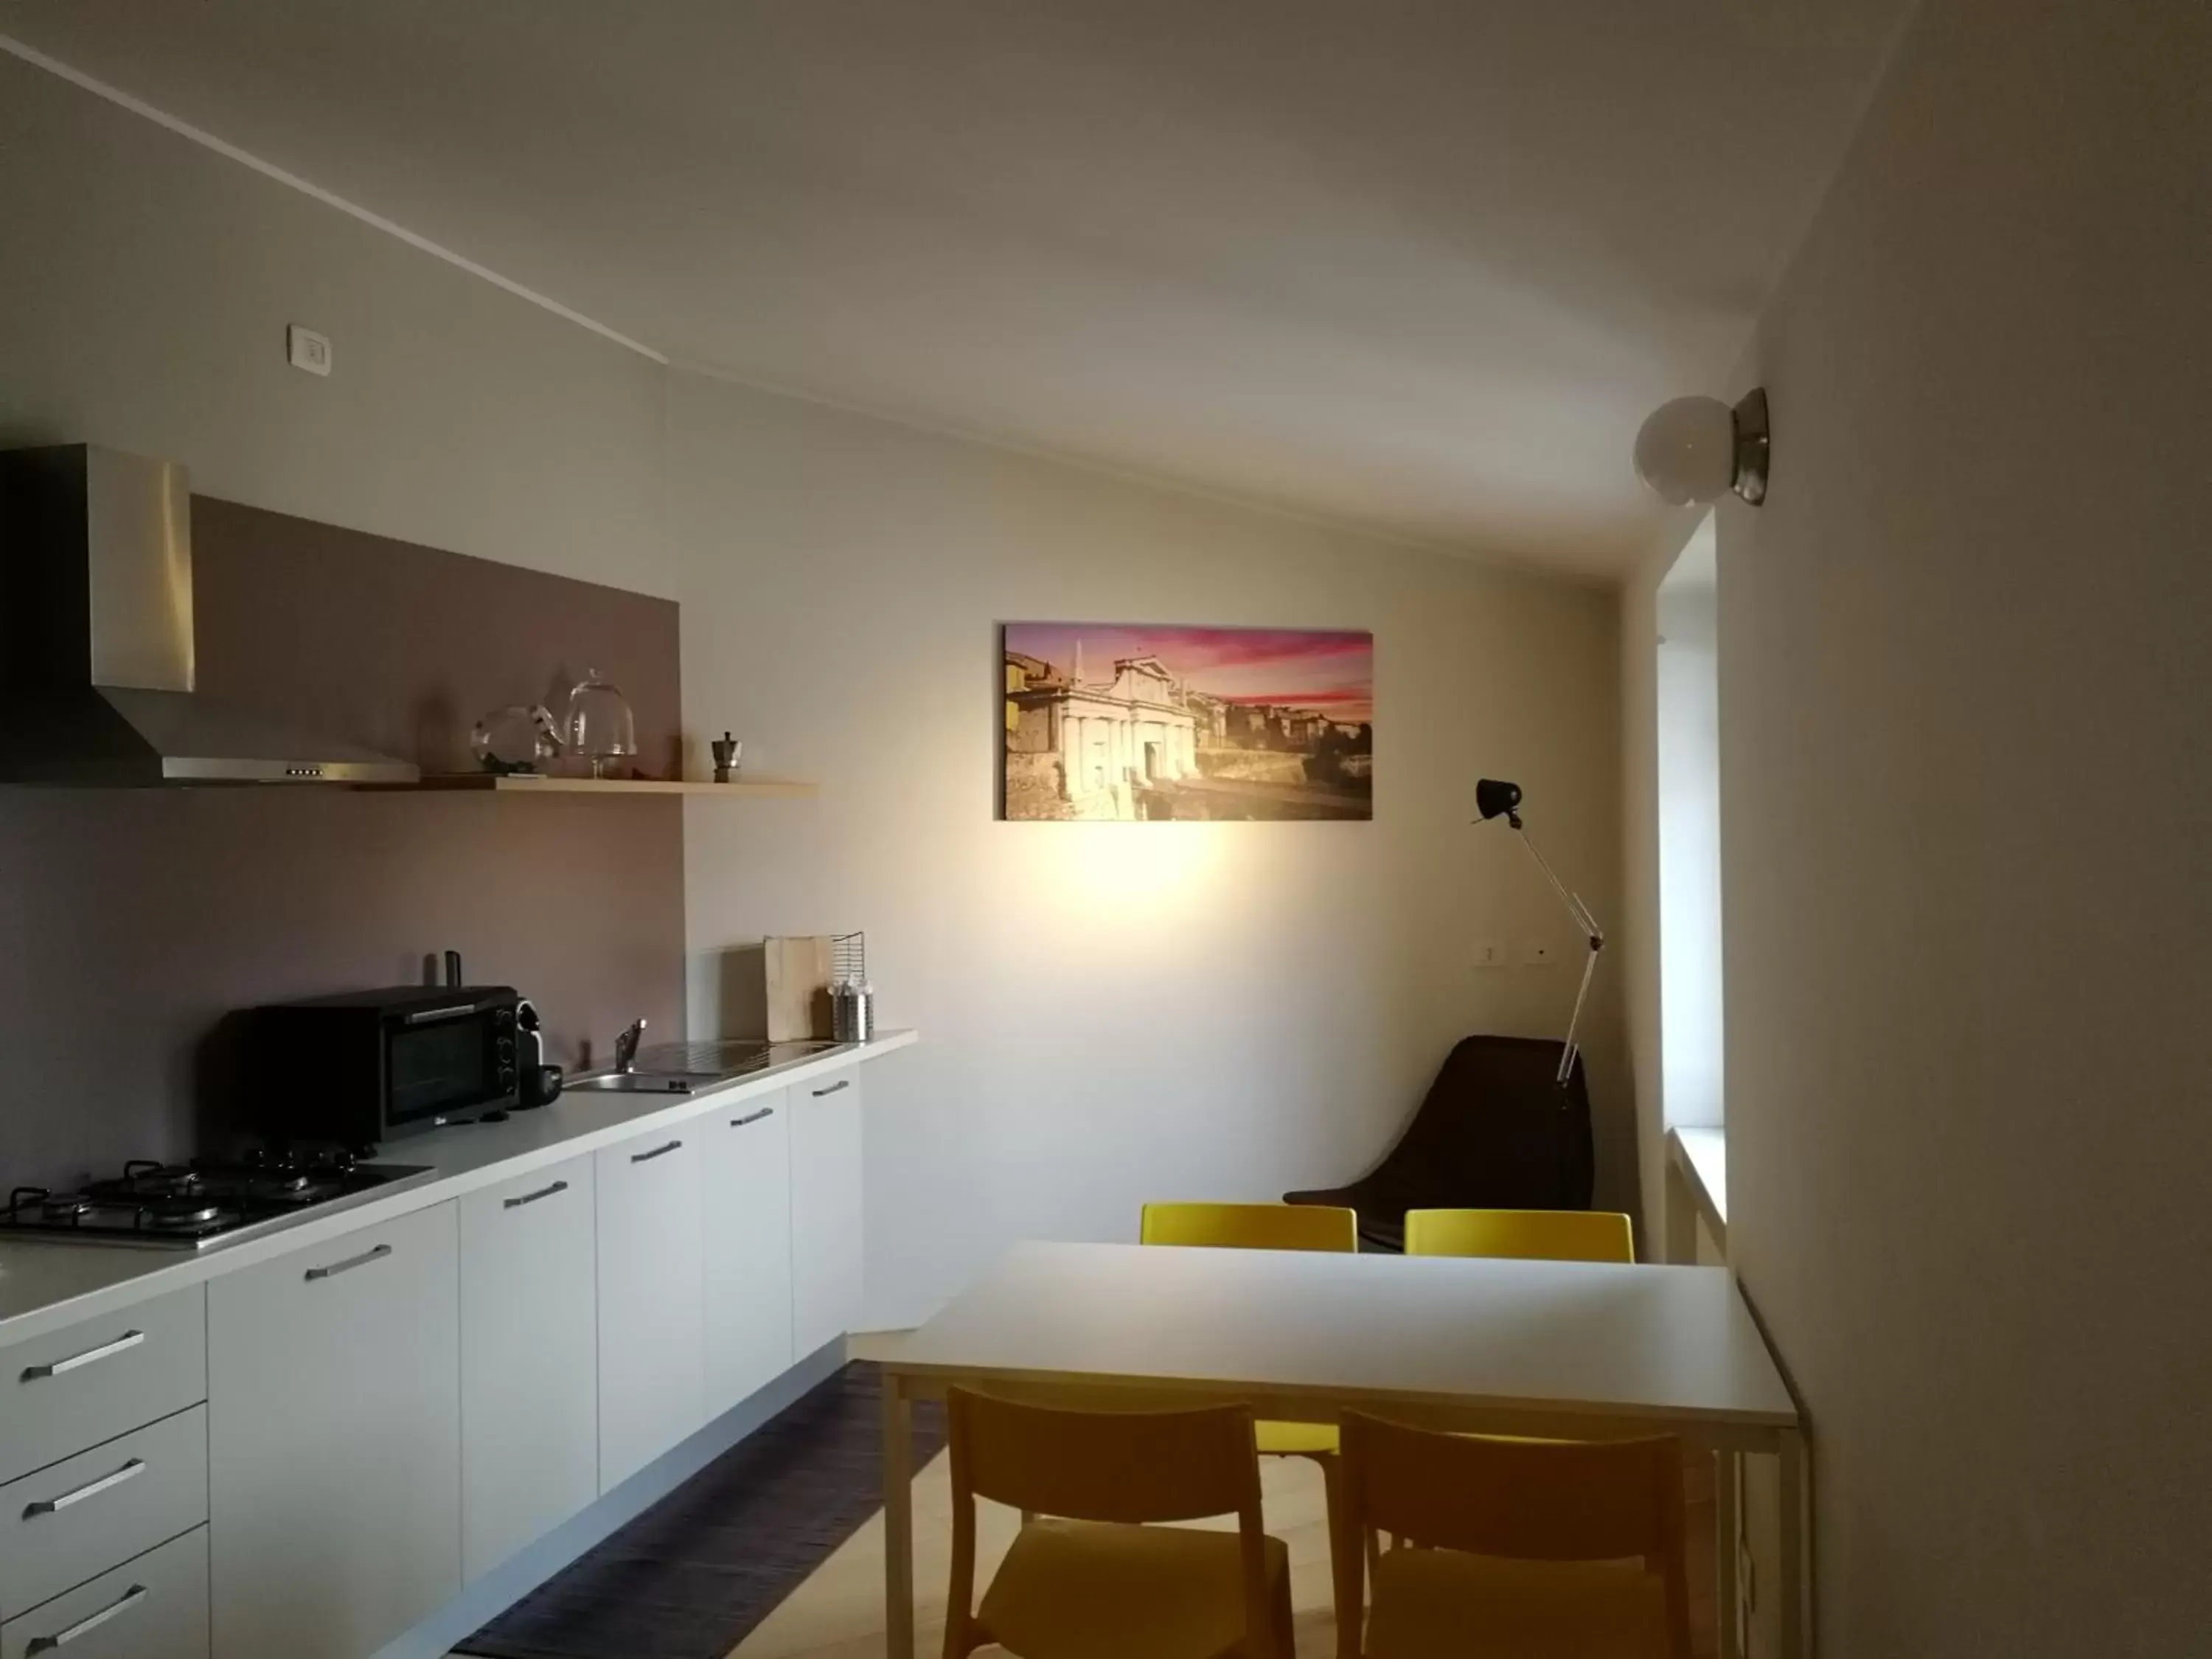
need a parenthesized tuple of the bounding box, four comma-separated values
(1138, 1203, 1356, 1463)
(942, 1387, 1293, 1659)
(1335, 1411, 1691, 1659)
(1137, 1202, 1371, 1588)
(1402, 1207, 1635, 1263)
(1141, 1200, 1360, 1254)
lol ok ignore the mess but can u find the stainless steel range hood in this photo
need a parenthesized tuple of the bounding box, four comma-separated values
(0, 445, 418, 785)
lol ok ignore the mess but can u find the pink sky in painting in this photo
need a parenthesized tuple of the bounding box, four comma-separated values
(1006, 623, 1373, 724)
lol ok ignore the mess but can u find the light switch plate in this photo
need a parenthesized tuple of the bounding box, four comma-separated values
(287, 324, 333, 376)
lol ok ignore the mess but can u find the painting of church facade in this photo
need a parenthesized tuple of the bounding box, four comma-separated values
(1001, 623, 1373, 821)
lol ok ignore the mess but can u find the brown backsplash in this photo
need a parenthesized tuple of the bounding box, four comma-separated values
(0, 497, 686, 1192)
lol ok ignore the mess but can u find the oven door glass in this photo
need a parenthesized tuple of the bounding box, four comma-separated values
(386, 1013, 495, 1125)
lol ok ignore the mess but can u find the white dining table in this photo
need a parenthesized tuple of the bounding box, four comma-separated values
(880, 1240, 1809, 1658)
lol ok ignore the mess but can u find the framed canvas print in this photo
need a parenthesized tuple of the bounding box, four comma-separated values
(1001, 622, 1372, 821)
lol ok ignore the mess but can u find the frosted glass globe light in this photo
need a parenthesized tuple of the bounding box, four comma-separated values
(1634, 395, 1738, 505)
(1633, 388, 1770, 507)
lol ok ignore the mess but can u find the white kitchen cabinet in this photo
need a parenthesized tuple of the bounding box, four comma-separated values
(206, 1203, 460, 1659)
(700, 1089, 795, 1416)
(594, 1127, 705, 1490)
(0, 1404, 206, 1621)
(789, 1070, 865, 1360)
(0, 1284, 206, 1488)
(458, 1155, 599, 1581)
(0, 1524, 209, 1659)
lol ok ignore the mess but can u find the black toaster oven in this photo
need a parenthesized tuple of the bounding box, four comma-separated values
(247, 984, 522, 1146)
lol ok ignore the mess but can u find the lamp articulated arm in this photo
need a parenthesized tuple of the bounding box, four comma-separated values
(1475, 779, 1604, 1088)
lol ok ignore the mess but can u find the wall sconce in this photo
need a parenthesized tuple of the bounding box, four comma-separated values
(1633, 387, 1770, 507)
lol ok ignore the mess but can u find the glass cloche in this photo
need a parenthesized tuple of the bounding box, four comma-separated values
(564, 669, 637, 779)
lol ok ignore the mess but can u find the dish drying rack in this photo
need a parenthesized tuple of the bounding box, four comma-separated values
(830, 933, 874, 1042)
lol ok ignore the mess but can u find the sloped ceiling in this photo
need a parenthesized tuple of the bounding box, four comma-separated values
(0, 1, 1914, 574)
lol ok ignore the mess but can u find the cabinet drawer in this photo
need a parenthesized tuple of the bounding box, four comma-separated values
(0, 1524, 207, 1659)
(0, 1289, 206, 1486)
(0, 1405, 208, 1619)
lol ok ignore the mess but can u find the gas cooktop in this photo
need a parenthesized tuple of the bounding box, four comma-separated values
(0, 1149, 432, 1252)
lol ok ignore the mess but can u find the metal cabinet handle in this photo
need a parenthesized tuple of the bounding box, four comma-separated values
(23, 1582, 148, 1652)
(304, 1242, 393, 1281)
(20, 1329, 144, 1382)
(504, 1179, 571, 1209)
(729, 1107, 775, 1127)
(811, 1079, 849, 1097)
(630, 1139, 683, 1164)
(23, 1458, 145, 1518)
(403, 1002, 477, 1025)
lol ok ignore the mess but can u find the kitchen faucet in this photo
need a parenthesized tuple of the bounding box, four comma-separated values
(613, 1018, 647, 1074)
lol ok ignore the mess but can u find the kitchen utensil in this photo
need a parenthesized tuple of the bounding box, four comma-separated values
(564, 669, 636, 779)
(712, 732, 742, 783)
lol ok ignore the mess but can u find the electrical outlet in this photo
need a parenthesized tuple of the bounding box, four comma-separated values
(1472, 939, 1508, 969)
(287, 324, 333, 377)
(1523, 939, 1557, 966)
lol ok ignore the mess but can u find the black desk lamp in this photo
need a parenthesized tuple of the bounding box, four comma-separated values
(1475, 779, 1604, 1087)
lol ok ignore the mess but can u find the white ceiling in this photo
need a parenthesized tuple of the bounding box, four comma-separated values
(0, 1, 1912, 577)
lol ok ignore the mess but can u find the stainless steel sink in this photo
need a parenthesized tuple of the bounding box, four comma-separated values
(566, 1071, 716, 1094)
(636, 1038, 840, 1075)
(568, 1038, 843, 1096)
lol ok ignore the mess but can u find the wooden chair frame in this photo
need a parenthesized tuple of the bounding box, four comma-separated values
(1333, 1411, 1693, 1659)
(942, 1387, 1284, 1659)
(1402, 1207, 1635, 1262)
(1141, 1202, 1360, 1252)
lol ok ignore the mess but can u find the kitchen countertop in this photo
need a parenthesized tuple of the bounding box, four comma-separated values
(0, 1029, 917, 1346)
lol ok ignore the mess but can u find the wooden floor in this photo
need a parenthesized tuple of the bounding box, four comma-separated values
(729, 1443, 1719, 1659)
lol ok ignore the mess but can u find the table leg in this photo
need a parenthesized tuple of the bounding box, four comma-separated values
(883, 1372, 916, 1659)
(1715, 1450, 1742, 1659)
(1777, 1427, 1812, 1659)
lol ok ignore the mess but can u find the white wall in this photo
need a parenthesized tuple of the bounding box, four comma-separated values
(1711, 0, 2209, 1651)
(1655, 521, 1723, 1128)
(671, 372, 1630, 1325)
(0, 50, 671, 594)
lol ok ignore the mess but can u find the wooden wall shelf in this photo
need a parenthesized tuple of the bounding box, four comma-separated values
(366, 774, 816, 798)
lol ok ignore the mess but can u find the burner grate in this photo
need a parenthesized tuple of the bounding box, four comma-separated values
(0, 1155, 431, 1250)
